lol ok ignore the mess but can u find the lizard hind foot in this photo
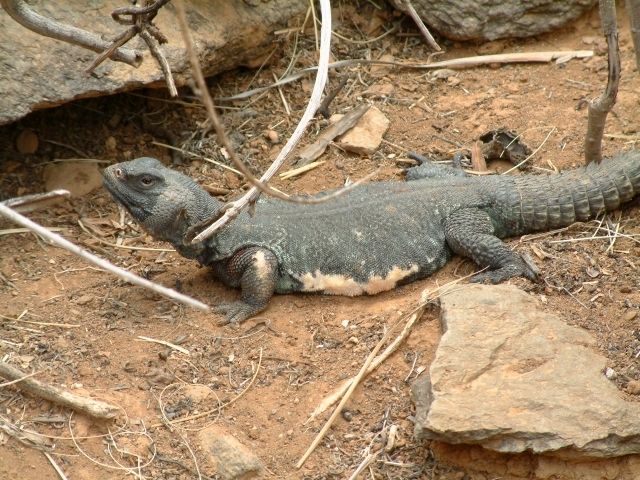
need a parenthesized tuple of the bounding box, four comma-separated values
(470, 256, 539, 284)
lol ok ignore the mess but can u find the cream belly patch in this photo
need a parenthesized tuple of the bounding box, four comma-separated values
(295, 265, 419, 296)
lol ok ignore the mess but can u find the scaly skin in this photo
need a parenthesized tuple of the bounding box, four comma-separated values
(103, 150, 640, 324)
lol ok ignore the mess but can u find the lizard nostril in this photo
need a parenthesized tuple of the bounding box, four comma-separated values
(114, 168, 123, 178)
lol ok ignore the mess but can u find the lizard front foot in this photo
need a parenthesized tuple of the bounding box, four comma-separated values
(214, 301, 266, 327)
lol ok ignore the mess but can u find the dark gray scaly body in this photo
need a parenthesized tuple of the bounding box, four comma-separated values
(103, 150, 640, 324)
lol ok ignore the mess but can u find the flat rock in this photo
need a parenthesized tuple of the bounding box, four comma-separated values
(413, 284, 640, 459)
(336, 106, 389, 155)
(389, 0, 597, 41)
(197, 425, 263, 480)
(43, 161, 103, 196)
(0, 0, 307, 125)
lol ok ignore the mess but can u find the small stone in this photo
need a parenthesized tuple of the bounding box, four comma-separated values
(348, 336, 359, 344)
(430, 68, 457, 80)
(342, 410, 353, 422)
(622, 310, 638, 322)
(43, 162, 103, 197)
(605, 367, 617, 380)
(265, 130, 279, 144)
(627, 381, 640, 395)
(75, 294, 93, 305)
(107, 113, 122, 129)
(105, 136, 117, 152)
(337, 106, 390, 156)
(16, 129, 38, 154)
(197, 425, 263, 480)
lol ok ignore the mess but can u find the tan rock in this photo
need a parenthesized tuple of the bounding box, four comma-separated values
(43, 161, 103, 197)
(413, 284, 640, 459)
(197, 425, 263, 480)
(337, 106, 389, 156)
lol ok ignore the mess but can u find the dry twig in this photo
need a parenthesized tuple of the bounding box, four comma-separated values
(88, 0, 176, 96)
(585, 0, 621, 164)
(0, 203, 209, 312)
(297, 325, 395, 468)
(627, 0, 640, 70)
(1, 189, 70, 213)
(0, 361, 119, 419)
(182, 0, 337, 243)
(295, 104, 370, 166)
(396, 0, 441, 51)
(0, 0, 141, 65)
(136, 335, 190, 355)
(217, 51, 593, 102)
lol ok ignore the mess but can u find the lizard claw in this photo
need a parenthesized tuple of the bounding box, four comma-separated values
(470, 256, 539, 284)
(214, 301, 263, 327)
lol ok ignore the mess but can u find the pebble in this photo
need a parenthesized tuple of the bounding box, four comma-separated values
(622, 310, 638, 322)
(265, 130, 279, 144)
(75, 294, 93, 305)
(627, 380, 640, 395)
(16, 129, 39, 154)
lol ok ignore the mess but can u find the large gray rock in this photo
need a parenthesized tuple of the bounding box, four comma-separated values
(413, 284, 640, 459)
(0, 1, 307, 125)
(390, 0, 597, 41)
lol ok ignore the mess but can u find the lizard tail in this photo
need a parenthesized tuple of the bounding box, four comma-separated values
(511, 149, 640, 231)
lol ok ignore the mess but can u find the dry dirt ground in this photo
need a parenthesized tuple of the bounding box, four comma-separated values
(1, 3, 640, 479)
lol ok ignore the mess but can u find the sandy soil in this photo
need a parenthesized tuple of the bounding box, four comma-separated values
(1, 3, 639, 479)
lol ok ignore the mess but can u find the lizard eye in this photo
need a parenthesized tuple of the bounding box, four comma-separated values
(139, 175, 155, 187)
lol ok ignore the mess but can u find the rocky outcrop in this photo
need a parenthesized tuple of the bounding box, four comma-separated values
(413, 284, 640, 459)
(0, 1, 307, 125)
(390, 0, 597, 41)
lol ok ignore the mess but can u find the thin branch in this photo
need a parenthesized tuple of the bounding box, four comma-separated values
(295, 104, 370, 166)
(0, 203, 210, 312)
(183, 0, 335, 243)
(1, 189, 70, 213)
(396, 0, 441, 51)
(216, 51, 593, 102)
(140, 29, 177, 96)
(0, 0, 142, 66)
(627, 0, 640, 70)
(0, 361, 119, 419)
(585, 0, 621, 164)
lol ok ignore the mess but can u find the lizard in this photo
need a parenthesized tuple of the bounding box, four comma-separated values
(102, 150, 640, 325)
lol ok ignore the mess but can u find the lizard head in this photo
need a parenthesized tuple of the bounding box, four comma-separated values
(102, 157, 221, 246)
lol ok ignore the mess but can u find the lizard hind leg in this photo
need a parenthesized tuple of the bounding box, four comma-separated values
(214, 247, 278, 326)
(405, 152, 469, 181)
(444, 208, 538, 284)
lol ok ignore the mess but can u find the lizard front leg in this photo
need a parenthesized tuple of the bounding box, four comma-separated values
(212, 247, 278, 326)
(444, 208, 538, 283)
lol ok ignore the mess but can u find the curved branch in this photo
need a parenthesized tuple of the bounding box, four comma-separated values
(584, 0, 621, 164)
(0, 0, 142, 66)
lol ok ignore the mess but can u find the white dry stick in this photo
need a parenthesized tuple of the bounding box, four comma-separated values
(0, 204, 210, 312)
(44, 451, 69, 480)
(191, 0, 333, 243)
(137, 336, 190, 355)
(296, 324, 396, 469)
